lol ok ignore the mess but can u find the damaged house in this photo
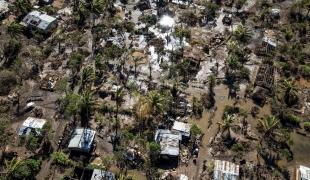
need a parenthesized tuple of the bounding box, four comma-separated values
(296, 165, 310, 180)
(155, 129, 182, 159)
(213, 160, 240, 180)
(262, 30, 277, 52)
(0, 0, 9, 19)
(172, 121, 191, 141)
(68, 128, 96, 153)
(20, 10, 57, 33)
(18, 117, 47, 136)
(71, 167, 115, 180)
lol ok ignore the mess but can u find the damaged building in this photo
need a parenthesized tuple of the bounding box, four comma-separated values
(71, 167, 115, 180)
(296, 165, 310, 180)
(18, 117, 47, 136)
(172, 121, 191, 141)
(20, 10, 57, 33)
(155, 129, 182, 158)
(213, 160, 240, 180)
(68, 128, 96, 153)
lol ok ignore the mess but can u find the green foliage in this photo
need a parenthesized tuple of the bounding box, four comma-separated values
(192, 96, 203, 118)
(101, 155, 114, 169)
(54, 77, 68, 92)
(3, 38, 22, 67)
(281, 112, 301, 126)
(304, 122, 310, 131)
(14, 0, 32, 17)
(8, 158, 42, 180)
(299, 65, 310, 77)
(6, 21, 24, 38)
(235, 0, 247, 9)
(26, 135, 39, 151)
(190, 124, 203, 137)
(0, 115, 9, 146)
(52, 151, 72, 167)
(60, 93, 81, 118)
(81, 66, 95, 90)
(231, 143, 244, 152)
(95, 54, 108, 71)
(148, 142, 161, 165)
(0, 70, 17, 96)
(204, 2, 219, 20)
(68, 52, 85, 73)
(173, 27, 191, 40)
(140, 14, 157, 26)
(102, 45, 125, 59)
(233, 25, 252, 43)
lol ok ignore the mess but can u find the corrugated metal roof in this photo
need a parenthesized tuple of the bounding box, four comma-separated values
(22, 117, 46, 129)
(91, 169, 115, 180)
(299, 165, 310, 180)
(214, 160, 239, 180)
(18, 117, 47, 136)
(155, 129, 181, 156)
(21, 11, 56, 31)
(68, 128, 96, 152)
(172, 121, 191, 137)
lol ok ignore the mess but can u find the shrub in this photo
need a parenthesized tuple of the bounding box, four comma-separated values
(304, 122, 310, 131)
(54, 77, 68, 92)
(231, 143, 244, 152)
(0, 70, 17, 96)
(68, 52, 85, 73)
(26, 135, 39, 151)
(299, 65, 310, 77)
(52, 151, 72, 167)
(190, 124, 203, 137)
(282, 113, 301, 126)
(140, 14, 157, 26)
(9, 158, 42, 180)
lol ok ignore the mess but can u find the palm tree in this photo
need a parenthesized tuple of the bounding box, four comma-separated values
(281, 79, 299, 106)
(114, 87, 125, 119)
(81, 66, 95, 91)
(5, 157, 22, 177)
(258, 116, 280, 140)
(6, 22, 23, 39)
(234, 24, 252, 43)
(79, 91, 95, 127)
(133, 57, 142, 78)
(217, 114, 235, 140)
(14, 0, 32, 18)
(208, 74, 216, 108)
(147, 91, 166, 116)
(227, 53, 240, 70)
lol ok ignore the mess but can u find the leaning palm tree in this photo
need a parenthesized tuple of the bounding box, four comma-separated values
(280, 79, 299, 106)
(233, 24, 252, 43)
(6, 22, 23, 39)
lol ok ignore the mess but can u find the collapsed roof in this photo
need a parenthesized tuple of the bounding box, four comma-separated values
(20, 11, 57, 32)
(18, 117, 47, 136)
(155, 129, 182, 157)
